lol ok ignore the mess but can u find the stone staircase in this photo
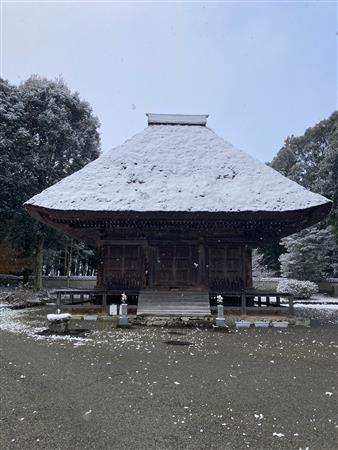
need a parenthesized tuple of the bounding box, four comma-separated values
(137, 290, 211, 316)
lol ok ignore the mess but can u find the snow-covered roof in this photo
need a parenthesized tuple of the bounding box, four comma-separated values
(25, 116, 331, 213)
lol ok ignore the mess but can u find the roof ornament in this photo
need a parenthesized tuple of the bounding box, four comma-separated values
(146, 113, 208, 126)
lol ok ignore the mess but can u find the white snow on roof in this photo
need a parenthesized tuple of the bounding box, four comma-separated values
(26, 124, 330, 212)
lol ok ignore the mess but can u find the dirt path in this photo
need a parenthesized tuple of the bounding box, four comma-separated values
(0, 307, 337, 449)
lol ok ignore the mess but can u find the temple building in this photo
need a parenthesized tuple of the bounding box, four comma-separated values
(25, 114, 331, 314)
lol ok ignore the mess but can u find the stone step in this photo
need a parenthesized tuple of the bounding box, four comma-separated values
(139, 312, 209, 317)
(137, 290, 211, 316)
(138, 293, 209, 299)
(141, 291, 205, 295)
(138, 303, 209, 309)
(138, 305, 210, 310)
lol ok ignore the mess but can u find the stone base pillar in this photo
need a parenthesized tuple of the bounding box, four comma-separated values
(49, 320, 69, 334)
(118, 303, 129, 326)
(216, 304, 226, 327)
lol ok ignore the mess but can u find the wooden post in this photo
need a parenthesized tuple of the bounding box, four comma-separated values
(241, 245, 246, 289)
(266, 296, 270, 307)
(241, 293, 246, 316)
(144, 244, 149, 288)
(276, 296, 281, 307)
(149, 246, 156, 288)
(289, 295, 294, 315)
(244, 246, 253, 289)
(258, 296, 261, 307)
(56, 292, 61, 313)
(198, 243, 205, 286)
(102, 293, 107, 315)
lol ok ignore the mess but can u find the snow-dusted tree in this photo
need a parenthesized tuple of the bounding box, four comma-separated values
(259, 112, 338, 272)
(271, 112, 338, 211)
(0, 76, 100, 289)
(279, 226, 337, 281)
(252, 249, 276, 278)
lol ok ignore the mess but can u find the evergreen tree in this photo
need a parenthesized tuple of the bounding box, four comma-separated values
(271, 112, 338, 209)
(271, 111, 337, 230)
(258, 111, 338, 274)
(279, 226, 337, 281)
(0, 76, 101, 288)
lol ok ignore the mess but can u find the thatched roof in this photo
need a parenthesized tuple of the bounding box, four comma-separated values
(25, 114, 331, 214)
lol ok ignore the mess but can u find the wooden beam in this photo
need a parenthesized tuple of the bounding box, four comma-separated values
(56, 292, 61, 312)
(102, 293, 107, 315)
(241, 245, 246, 289)
(198, 243, 205, 286)
(241, 293, 246, 315)
(289, 295, 294, 315)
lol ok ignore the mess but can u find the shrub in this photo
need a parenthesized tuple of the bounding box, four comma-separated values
(277, 279, 319, 299)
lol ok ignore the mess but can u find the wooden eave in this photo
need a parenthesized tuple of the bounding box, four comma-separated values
(25, 201, 332, 246)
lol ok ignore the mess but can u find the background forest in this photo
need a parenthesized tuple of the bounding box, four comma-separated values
(0, 76, 100, 287)
(1, 76, 337, 288)
(257, 111, 338, 280)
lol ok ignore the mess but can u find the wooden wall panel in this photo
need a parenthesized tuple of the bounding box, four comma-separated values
(208, 244, 245, 291)
(102, 244, 145, 289)
(99, 239, 252, 292)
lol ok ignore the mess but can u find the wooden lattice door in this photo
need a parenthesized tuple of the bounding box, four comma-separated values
(208, 245, 244, 291)
(103, 244, 144, 289)
(154, 244, 198, 288)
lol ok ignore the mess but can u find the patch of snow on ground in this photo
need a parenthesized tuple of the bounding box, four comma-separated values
(300, 294, 338, 304)
(0, 308, 44, 336)
(0, 308, 91, 343)
(294, 304, 338, 310)
(266, 294, 338, 305)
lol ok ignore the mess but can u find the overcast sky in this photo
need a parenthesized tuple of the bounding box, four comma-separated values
(1, 1, 337, 162)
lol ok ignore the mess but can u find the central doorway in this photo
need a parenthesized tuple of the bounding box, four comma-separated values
(153, 243, 198, 289)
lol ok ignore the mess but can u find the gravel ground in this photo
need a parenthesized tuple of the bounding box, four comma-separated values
(0, 306, 337, 450)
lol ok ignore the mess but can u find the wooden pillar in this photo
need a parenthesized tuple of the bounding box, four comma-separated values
(244, 246, 253, 288)
(258, 296, 261, 307)
(148, 245, 156, 288)
(276, 296, 281, 307)
(198, 243, 205, 287)
(241, 245, 246, 289)
(266, 296, 270, 307)
(102, 293, 107, 315)
(241, 293, 246, 315)
(144, 243, 149, 288)
(56, 292, 61, 312)
(96, 242, 104, 288)
(289, 295, 294, 315)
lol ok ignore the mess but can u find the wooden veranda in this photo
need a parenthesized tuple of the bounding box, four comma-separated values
(53, 288, 295, 316)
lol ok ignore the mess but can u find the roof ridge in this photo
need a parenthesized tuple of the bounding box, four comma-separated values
(146, 113, 208, 126)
